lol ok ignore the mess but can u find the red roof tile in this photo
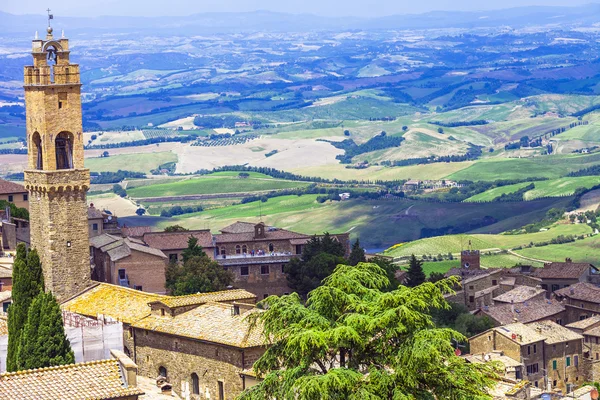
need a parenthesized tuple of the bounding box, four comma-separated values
(0, 179, 26, 195)
(534, 262, 597, 279)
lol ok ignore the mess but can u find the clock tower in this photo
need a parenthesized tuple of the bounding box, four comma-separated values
(23, 23, 91, 302)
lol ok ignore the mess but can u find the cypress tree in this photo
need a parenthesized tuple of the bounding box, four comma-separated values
(7, 244, 43, 371)
(406, 254, 426, 287)
(17, 292, 45, 370)
(348, 238, 366, 266)
(34, 292, 75, 368)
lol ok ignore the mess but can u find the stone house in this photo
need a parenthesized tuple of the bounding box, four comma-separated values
(142, 229, 216, 264)
(555, 282, 600, 324)
(88, 204, 104, 238)
(0, 179, 28, 210)
(475, 299, 566, 327)
(534, 260, 600, 294)
(62, 283, 261, 400)
(566, 317, 600, 383)
(0, 351, 143, 400)
(90, 233, 168, 294)
(470, 321, 585, 394)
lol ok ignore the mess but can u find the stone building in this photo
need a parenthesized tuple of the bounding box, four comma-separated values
(62, 283, 262, 400)
(0, 179, 28, 210)
(142, 229, 216, 263)
(476, 299, 566, 327)
(88, 204, 104, 238)
(22, 27, 91, 302)
(0, 351, 143, 400)
(90, 233, 168, 294)
(534, 260, 600, 294)
(555, 282, 600, 324)
(470, 320, 585, 394)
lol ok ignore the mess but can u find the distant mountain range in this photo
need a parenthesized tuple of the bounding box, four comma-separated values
(2, 4, 600, 35)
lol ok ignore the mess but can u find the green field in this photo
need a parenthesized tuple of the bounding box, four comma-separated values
(384, 223, 591, 258)
(85, 152, 178, 174)
(465, 182, 533, 202)
(524, 176, 600, 199)
(448, 152, 600, 181)
(128, 175, 308, 198)
(514, 234, 600, 264)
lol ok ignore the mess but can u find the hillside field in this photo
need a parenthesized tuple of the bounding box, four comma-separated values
(85, 151, 178, 174)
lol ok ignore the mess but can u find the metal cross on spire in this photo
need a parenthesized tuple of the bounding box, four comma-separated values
(47, 8, 54, 27)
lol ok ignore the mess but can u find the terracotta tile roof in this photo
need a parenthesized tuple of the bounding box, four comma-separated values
(582, 325, 600, 337)
(0, 179, 26, 195)
(479, 299, 565, 325)
(464, 352, 523, 368)
(0, 290, 11, 304)
(90, 234, 166, 262)
(61, 283, 167, 324)
(122, 226, 153, 238)
(0, 265, 12, 279)
(0, 359, 144, 400)
(567, 315, 600, 331)
(152, 289, 256, 308)
(527, 320, 583, 344)
(0, 316, 7, 336)
(534, 262, 597, 279)
(219, 221, 257, 234)
(555, 282, 600, 303)
(494, 322, 546, 345)
(132, 302, 264, 348)
(87, 206, 104, 220)
(143, 230, 214, 250)
(493, 286, 545, 304)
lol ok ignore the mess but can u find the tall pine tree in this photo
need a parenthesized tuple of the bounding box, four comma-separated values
(7, 245, 44, 371)
(22, 292, 74, 369)
(348, 238, 366, 266)
(406, 254, 426, 287)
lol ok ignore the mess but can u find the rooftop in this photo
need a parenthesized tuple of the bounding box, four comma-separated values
(87, 206, 104, 220)
(0, 179, 26, 195)
(493, 323, 546, 345)
(534, 261, 597, 280)
(219, 221, 257, 234)
(132, 301, 263, 348)
(0, 359, 144, 400)
(62, 283, 167, 324)
(527, 320, 583, 344)
(215, 228, 308, 244)
(493, 286, 545, 304)
(122, 226, 153, 238)
(555, 282, 600, 303)
(566, 315, 600, 331)
(90, 234, 166, 262)
(478, 299, 565, 325)
(152, 289, 256, 309)
(143, 230, 214, 250)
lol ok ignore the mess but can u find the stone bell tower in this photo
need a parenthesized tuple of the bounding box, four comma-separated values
(23, 21, 91, 302)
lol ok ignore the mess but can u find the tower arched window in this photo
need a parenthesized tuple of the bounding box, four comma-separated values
(268, 243, 274, 252)
(55, 131, 74, 170)
(32, 132, 43, 170)
(235, 245, 241, 254)
(158, 366, 167, 379)
(191, 373, 200, 395)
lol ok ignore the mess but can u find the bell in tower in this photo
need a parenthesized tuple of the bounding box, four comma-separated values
(22, 14, 91, 302)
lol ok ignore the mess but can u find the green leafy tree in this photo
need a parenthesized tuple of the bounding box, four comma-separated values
(239, 263, 498, 399)
(406, 254, 426, 287)
(369, 256, 400, 291)
(135, 208, 146, 216)
(166, 254, 233, 296)
(285, 234, 347, 297)
(181, 236, 206, 263)
(348, 239, 366, 266)
(7, 245, 44, 371)
(164, 225, 189, 232)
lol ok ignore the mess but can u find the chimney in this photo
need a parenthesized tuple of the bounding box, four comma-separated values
(566, 258, 572, 263)
(111, 349, 138, 387)
(511, 299, 515, 314)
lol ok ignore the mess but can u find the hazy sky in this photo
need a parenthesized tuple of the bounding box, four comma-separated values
(2, 0, 600, 18)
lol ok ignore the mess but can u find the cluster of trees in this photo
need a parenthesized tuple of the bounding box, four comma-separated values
(192, 115, 246, 129)
(90, 170, 146, 184)
(0, 199, 29, 220)
(430, 120, 488, 127)
(240, 186, 391, 205)
(325, 132, 405, 164)
(506, 207, 565, 235)
(150, 162, 177, 175)
(493, 183, 535, 202)
(84, 135, 196, 150)
(160, 205, 203, 217)
(421, 177, 545, 203)
(112, 184, 127, 198)
(240, 260, 497, 399)
(165, 237, 233, 295)
(7, 244, 74, 371)
(568, 164, 600, 177)
(264, 149, 278, 157)
(0, 148, 27, 155)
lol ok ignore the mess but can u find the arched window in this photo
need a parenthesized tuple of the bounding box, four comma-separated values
(242, 245, 247, 254)
(158, 366, 167, 379)
(268, 243, 274, 252)
(191, 373, 200, 395)
(32, 132, 43, 170)
(235, 245, 241, 254)
(55, 131, 74, 170)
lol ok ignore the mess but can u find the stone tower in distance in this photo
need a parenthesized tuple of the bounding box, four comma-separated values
(23, 23, 91, 302)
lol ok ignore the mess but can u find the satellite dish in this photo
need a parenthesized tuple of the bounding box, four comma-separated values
(108, 216, 113, 220)
(464, 262, 470, 269)
(484, 354, 490, 361)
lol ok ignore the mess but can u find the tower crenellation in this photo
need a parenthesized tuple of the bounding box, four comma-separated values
(23, 19, 91, 302)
